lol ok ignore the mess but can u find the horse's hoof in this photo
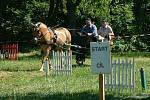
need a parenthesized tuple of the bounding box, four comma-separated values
(40, 69, 44, 72)
(50, 66, 53, 70)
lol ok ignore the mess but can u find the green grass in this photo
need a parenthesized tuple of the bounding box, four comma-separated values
(0, 52, 150, 100)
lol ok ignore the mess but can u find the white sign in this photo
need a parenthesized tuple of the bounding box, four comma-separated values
(90, 42, 111, 74)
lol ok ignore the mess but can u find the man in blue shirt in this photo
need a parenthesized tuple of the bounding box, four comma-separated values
(75, 18, 98, 65)
(81, 18, 98, 38)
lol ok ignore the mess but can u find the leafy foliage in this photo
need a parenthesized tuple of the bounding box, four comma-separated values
(110, 0, 134, 36)
(76, 0, 111, 26)
(112, 35, 149, 52)
(0, 0, 150, 51)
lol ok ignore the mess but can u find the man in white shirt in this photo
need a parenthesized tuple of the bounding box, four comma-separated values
(97, 20, 114, 44)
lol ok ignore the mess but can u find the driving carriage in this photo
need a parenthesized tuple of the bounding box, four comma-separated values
(73, 31, 114, 65)
(73, 32, 97, 65)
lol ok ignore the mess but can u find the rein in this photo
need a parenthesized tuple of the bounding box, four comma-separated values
(38, 31, 49, 40)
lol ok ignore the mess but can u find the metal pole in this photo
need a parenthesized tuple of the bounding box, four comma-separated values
(140, 67, 146, 90)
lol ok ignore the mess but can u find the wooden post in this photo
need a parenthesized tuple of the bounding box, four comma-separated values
(99, 74, 105, 100)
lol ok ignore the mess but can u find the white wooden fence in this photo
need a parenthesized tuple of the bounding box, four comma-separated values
(48, 52, 135, 91)
(51, 51, 72, 75)
(105, 58, 135, 91)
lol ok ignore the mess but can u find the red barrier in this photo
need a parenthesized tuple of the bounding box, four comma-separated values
(0, 43, 18, 60)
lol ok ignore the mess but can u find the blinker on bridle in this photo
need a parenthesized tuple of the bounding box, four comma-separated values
(34, 22, 48, 40)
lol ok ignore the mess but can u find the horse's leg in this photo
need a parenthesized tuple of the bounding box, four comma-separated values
(40, 46, 51, 71)
(40, 49, 44, 71)
(40, 56, 45, 72)
(40, 54, 48, 71)
(48, 52, 53, 69)
(67, 43, 71, 54)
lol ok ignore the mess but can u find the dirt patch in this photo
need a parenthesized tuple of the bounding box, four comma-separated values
(0, 71, 13, 80)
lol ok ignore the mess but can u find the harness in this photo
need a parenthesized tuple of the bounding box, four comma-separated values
(38, 30, 49, 40)
(48, 27, 57, 44)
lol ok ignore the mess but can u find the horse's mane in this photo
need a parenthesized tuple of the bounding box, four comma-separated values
(55, 27, 64, 30)
(35, 22, 47, 29)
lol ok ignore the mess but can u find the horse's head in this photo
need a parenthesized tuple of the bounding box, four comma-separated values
(31, 22, 51, 43)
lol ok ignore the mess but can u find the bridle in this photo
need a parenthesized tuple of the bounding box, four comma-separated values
(36, 30, 49, 40)
(33, 24, 57, 45)
(33, 22, 50, 42)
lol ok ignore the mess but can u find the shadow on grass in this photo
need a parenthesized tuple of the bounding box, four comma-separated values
(0, 92, 118, 100)
(1, 91, 149, 100)
(18, 54, 42, 60)
(72, 64, 90, 68)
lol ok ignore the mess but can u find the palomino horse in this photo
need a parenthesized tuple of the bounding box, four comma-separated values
(32, 22, 71, 71)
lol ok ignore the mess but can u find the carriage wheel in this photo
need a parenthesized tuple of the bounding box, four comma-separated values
(76, 61, 83, 66)
(76, 59, 84, 66)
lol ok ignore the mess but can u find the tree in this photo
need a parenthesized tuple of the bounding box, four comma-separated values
(133, 0, 150, 35)
(76, 0, 111, 27)
(47, 0, 64, 26)
(0, 0, 49, 41)
(110, 0, 134, 36)
(132, 0, 150, 47)
(65, 0, 82, 28)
